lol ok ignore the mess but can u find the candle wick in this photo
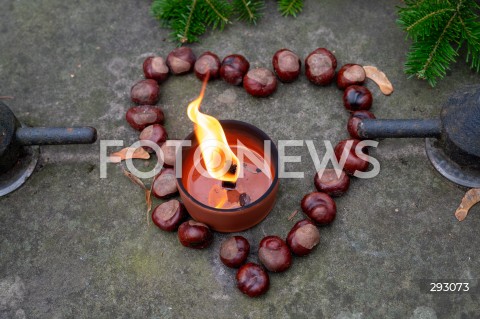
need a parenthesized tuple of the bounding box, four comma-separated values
(222, 181, 236, 190)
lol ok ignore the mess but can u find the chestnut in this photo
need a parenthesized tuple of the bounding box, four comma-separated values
(336, 64, 366, 90)
(314, 169, 350, 197)
(243, 68, 277, 97)
(272, 48, 301, 82)
(130, 79, 160, 105)
(343, 85, 373, 111)
(139, 124, 168, 152)
(305, 48, 337, 86)
(166, 47, 196, 75)
(152, 168, 178, 199)
(152, 199, 187, 231)
(178, 220, 213, 249)
(347, 110, 376, 139)
(160, 143, 177, 168)
(258, 236, 292, 273)
(236, 263, 270, 297)
(334, 139, 369, 175)
(143, 56, 169, 83)
(301, 192, 336, 225)
(239, 193, 251, 207)
(194, 51, 221, 81)
(220, 54, 250, 85)
(220, 236, 250, 268)
(125, 105, 165, 131)
(286, 219, 320, 256)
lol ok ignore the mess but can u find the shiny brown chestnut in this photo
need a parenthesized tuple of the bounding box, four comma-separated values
(286, 219, 320, 256)
(152, 199, 187, 231)
(130, 79, 160, 105)
(301, 192, 337, 225)
(139, 124, 168, 152)
(243, 68, 277, 97)
(178, 220, 213, 249)
(336, 64, 366, 90)
(194, 51, 221, 81)
(343, 85, 373, 111)
(143, 56, 169, 83)
(220, 236, 250, 268)
(258, 235, 292, 272)
(236, 263, 270, 297)
(160, 143, 177, 168)
(314, 168, 350, 197)
(334, 139, 369, 175)
(220, 54, 250, 85)
(272, 49, 301, 82)
(126, 105, 165, 131)
(152, 168, 178, 199)
(305, 48, 337, 86)
(239, 193, 251, 207)
(166, 47, 196, 75)
(347, 110, 376, 139)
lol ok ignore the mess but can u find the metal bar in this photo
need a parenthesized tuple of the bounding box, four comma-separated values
(15, 127, 97, 146)
(357, 119, 442, 139)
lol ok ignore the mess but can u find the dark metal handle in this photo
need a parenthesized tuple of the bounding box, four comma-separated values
(15, 127, 97, 146)
(357, 119, 442, 139)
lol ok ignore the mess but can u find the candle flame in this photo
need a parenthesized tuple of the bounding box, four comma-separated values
(208, 184, 228, 208)
(187, 75, 240, 183)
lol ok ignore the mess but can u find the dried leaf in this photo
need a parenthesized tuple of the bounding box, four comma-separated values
(121, 167, 154, 226)
(288, 210, 299, 221)
(121, 167, 146, 190)
(109, 147, 150, 163)
(145, 189, 152, 227)
(455, 188, 480, 221)
(363, 66, 394, 96)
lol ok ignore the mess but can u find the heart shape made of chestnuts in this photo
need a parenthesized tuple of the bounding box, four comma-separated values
(124, 46, 387, 298)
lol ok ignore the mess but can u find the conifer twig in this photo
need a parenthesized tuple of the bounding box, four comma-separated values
(421, 5, 459, 76)
(397, 0, 480, 86)
(181, 0, 198, 43)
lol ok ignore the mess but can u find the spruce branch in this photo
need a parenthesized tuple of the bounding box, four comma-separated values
(201, 0, 232, 30)
(278, 0, 304, 17)
(180, 0, 199, 43)
(404, 23, 460, 86)
(152, 0, 232, 44)
(458, 2, 480, 71)
(152, 0, 271, 42)
(397, 0, 480, 86)
(232, 0, 264, 24)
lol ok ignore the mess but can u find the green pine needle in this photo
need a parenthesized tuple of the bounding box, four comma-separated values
(151, 0, 184, 28)
(232, 0, 264, 24)
(397, 0, 480, 86)
(152, 0, 232, 44)
(201, 0, 232, 30)
(405, 30, 460, 86)
(458, 2, 480, 71)
(278, 0, 303, 17)
(153, 0, 316, 43)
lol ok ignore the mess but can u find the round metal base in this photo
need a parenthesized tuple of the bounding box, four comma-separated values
(0, 122, 40, 197)
(426, 138, 480, 188)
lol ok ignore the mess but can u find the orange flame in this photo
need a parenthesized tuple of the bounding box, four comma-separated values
(208, 184, 228, 208)
(187, 76, 240, 183)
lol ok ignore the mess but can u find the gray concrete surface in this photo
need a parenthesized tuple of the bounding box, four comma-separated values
(1, 0, 480, 318)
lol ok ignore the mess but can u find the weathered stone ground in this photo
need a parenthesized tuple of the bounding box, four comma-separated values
(1, 0, 480, 318)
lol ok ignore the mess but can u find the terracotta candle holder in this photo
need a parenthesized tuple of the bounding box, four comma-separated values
(177, 120, 279, 232)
